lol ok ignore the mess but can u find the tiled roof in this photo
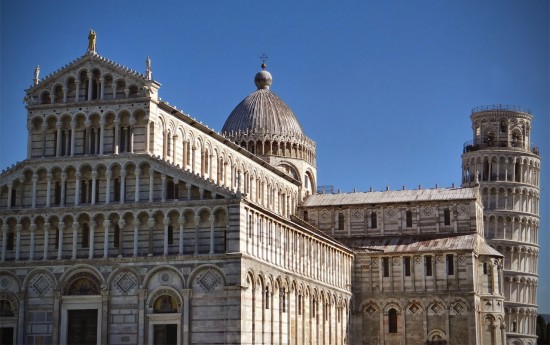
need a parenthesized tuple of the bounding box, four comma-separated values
(303, 187, 477, 207)
(342, 233, 501, 256)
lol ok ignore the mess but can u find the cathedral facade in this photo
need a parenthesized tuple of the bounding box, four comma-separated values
(0, 35, 539, 345)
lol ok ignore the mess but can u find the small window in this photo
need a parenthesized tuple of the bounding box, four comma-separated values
(82, 224, 89, 248)
(10, 189, 16, 207)
(383, 257, 390, 277)
(371, 212, 377, 228)
(55, 227, 60, 249)
(303, 211, 308, 222)
(168, 225, 173, 245)
(444, 208, 451, 226)
(113, 224, 120, 248)
(6, 232, 14, 250)
(338, 213, 344, 230)
(483, 261, 489, 275)
(312, 299, 317, 318)
(298, 295, 302, 315)
(281, 292, 286, 313)
(404, 257, 411, 277)
(425, 256, 433, 276)
(388, 308, 398, 333)
(406, 210, 413, 227)
(114, 178, 121, 202)
(265, 290, 270, 309)
(446, 254, 454, 275)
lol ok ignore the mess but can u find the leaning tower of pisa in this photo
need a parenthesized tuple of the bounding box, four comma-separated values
(461, 105, 540, 344)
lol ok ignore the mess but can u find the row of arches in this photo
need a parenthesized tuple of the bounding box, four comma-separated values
(245, 269, 350, 345)
(503, 276, 538, 305)
(0, 206, 228, 262)
(462, 155, 540, 187)
(480, 186, 539, 215)
(236, 136, 316, 165)
(471, 116, 532, 151)
(504, 307, 538, 337)
(36, 66, 145, 104)
(492, 245, 538, 274)
(484, 215, 539, 244)
(245, 207, 353, 290)
(28, 109, 147, 158)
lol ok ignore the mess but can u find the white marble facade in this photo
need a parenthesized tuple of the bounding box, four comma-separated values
(0, 35, 539, 345)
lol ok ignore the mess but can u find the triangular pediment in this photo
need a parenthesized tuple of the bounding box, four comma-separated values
(25, 52, 159, 103)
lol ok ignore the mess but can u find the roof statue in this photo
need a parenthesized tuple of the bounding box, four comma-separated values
(87, 29, 96, 53)
(146, 56, 152, 80)
(33, 65, 40, 85)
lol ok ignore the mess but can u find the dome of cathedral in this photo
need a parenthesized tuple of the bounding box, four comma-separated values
(221, 66, 304, 137)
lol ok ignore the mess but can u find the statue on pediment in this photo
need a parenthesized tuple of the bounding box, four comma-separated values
(88, 29, 96, 53)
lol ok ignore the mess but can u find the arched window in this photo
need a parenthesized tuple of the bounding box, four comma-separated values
(55, 227, 60, 249)
(6, 232, 14, 250)
(113, 224, 120, 248)
(338, 213, 345, 230)
(167, 225, 173, 245)
(186, 141, 191, 165)
(406, 210, 413, 227)
(444, 208, 451, 226)
(371, 211, 377, 228)
(10, 189, 16, 207)
(388, 308, 398, 333)
(204, 149, 209, 171)
(54, 181, 61, 205)
(167, 180, 175, 200)
(114, 178, 121, 202)
(153, 295, 177, 313)
(82, 223, 89, 248)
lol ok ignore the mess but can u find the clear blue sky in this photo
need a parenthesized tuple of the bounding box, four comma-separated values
(1, 1, 548, 311)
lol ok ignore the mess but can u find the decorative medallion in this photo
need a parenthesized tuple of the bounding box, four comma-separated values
(0, 277, 9, 289)
(422, 206, 433, 217)
(31, 275, 52, 296)
(115, 273, 136, 295)
(158, 272, 173, 285)
(458, 204, 469, 214)
(352, 209, 363, 221)
(436, 255, 443, 262)
(198, 270, 220, 292)
(386, 207, 396, 218)
(364, 304, 377, 317)
(408, 302, 421, 315)
(452, 302, 464, 315)
(430, 302, 443, 315)
(392, 257, 400, 265)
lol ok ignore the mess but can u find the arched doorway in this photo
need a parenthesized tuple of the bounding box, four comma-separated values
(60, 272, 103, 345)
(147, 289, 183, 345)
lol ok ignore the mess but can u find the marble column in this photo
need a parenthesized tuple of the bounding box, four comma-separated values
(209, 214, 215, 254)
(178, 217, 185, 255)
(43, 224, 49, 260)
(134, 168, 141, 202)
(46, 173, 52, 207)
(31, 173, 38, 208)
(89, 221, 96, 259)
(29, 224, 36, 260)
(72, 222, 78, 259)
(0, 224, 7, 261)
(163, 218, 170, 256)
(103, 220, 110, 258)
(15, 224, 21, 261)
(133, 221, 139, 257)
(57, 224, 64, 259)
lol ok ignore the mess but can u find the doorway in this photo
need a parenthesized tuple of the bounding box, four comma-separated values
(154, 324, 177, 345)
(0, 327, 14, 345)
(67, 309, 98, 345)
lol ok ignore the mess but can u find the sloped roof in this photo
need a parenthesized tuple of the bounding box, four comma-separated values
(303, 187, 477, 207)
(343, 233, 502, 256)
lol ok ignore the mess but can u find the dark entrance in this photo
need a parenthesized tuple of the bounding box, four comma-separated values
(0, 327, 14, 345)
(67, 309, 98, 345)
(154, 324, 177, 345)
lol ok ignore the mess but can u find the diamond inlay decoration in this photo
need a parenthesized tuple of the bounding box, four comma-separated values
(321, 210, 330, 222)
(365, 304, 377, 317)
(352, 209, 363, 221)
(458, 203, 469, 214)
(422, 206, 433, 216)
(115, 273, 136, 295)
(32, 275, 52, 296)
(452, 302, 464, 315)
(408, 303, 421, 315)
(430, 302, 443, 315)
(386, 207, 396, 218)
(198, 270, 220, 292)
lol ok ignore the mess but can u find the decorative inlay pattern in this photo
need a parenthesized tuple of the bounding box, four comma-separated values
(408, 302, 421, 315)
(158, 272, 173, 285)
(198, 270, 220, 292)
(31, 275, 52, 296)
(386, 207, 396, 218)
(458, 203, 469, 214)
(0, 277, 9, 289)
(352, 209, 363, 221)
(452, 301, 465, 315)
(430, 302, 443, 315)
(115, 273, 137, 295)
(414, 256, 421, 264)
(422, 206, 433, 216)
(320, 210, 330, 222)
(364, 304, 377, 317)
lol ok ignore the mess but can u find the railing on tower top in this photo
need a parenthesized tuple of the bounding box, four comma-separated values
(463, 140, 540, 155)
(471, 104, 531, 114)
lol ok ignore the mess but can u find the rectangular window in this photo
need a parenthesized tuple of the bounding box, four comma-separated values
(338, 213, 345, 230)
(383, 257, 390, 277)
(265, 290, 270, 309)
(298, 295, 302, 315)
(371, 212, 377, 228)
(444, 208, 451, 226)
(404, 257, 411, 277)
(406, 210, 413, 227)
(425, 256, 432, 276)
(446, 254, 454, 275)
